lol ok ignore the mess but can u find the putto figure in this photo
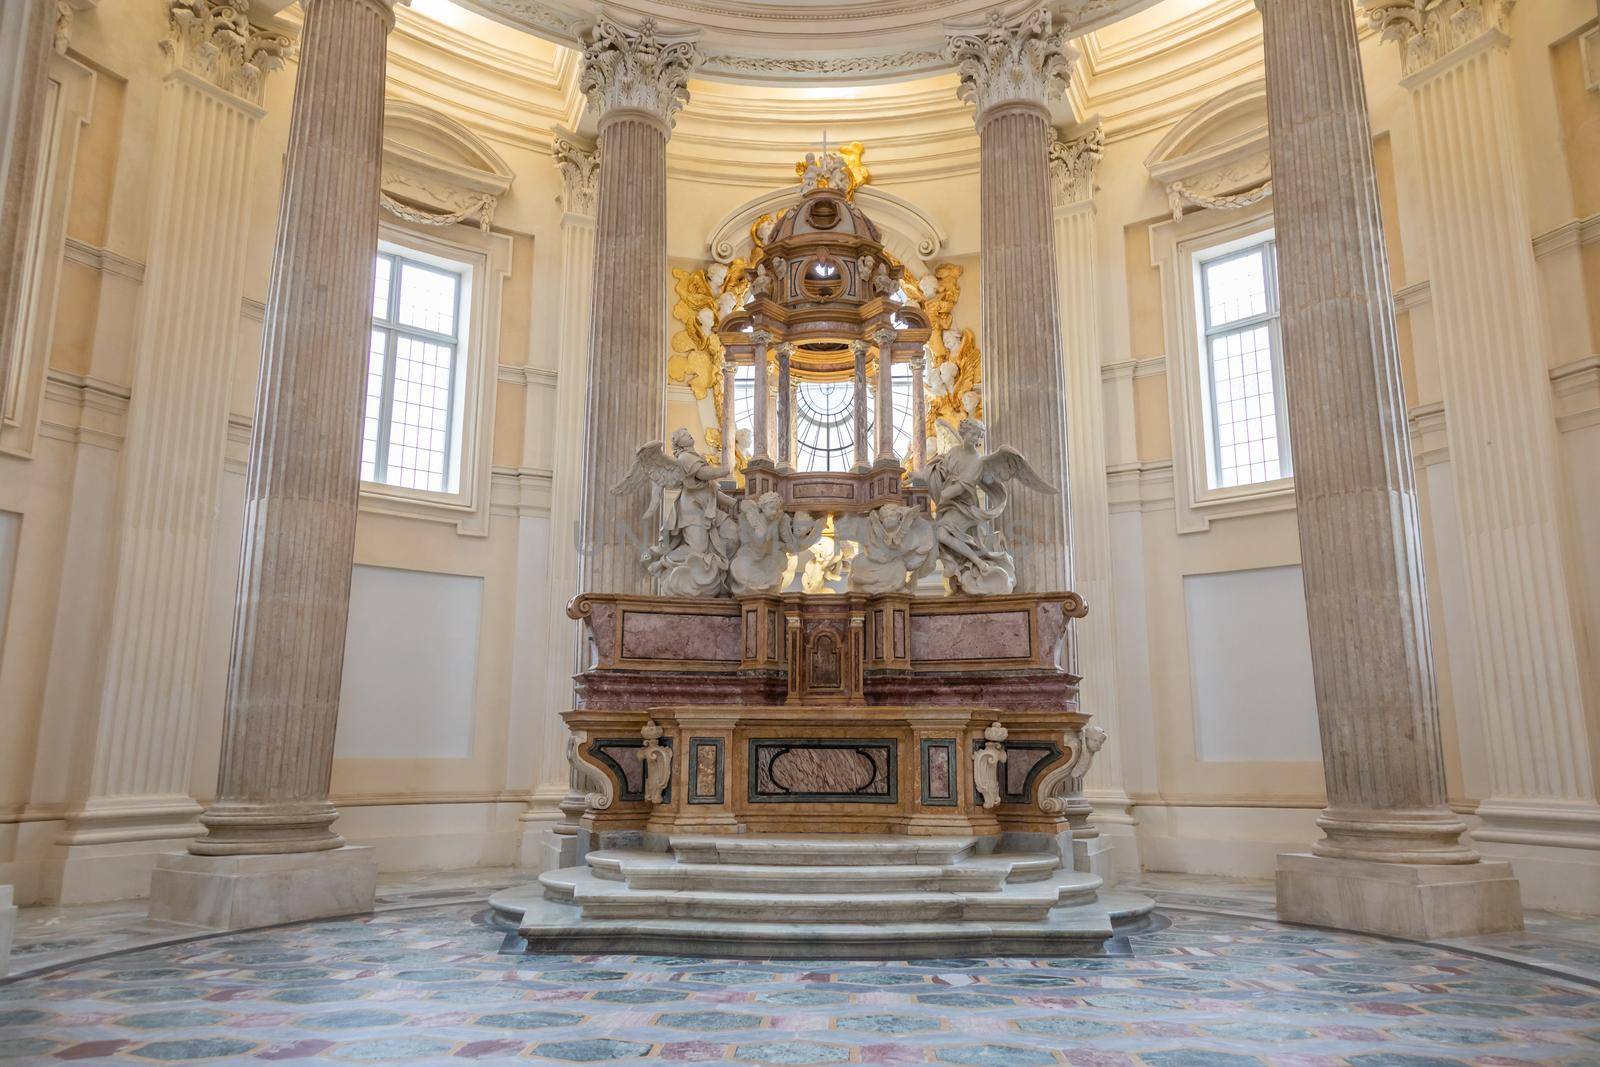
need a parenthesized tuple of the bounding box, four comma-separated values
(730, 492, 823, 597)
(839, 502, 937, 595)
(613, 428, 736, 598)
(926, 418, 1056, 595)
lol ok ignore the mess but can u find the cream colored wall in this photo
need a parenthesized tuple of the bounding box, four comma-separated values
(1, 0, 1596, 905)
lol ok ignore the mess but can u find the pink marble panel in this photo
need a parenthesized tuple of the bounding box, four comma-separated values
(751, 741, 893, 800)
(621, 611, 741, 662)
(910, 610, 1031, 662)
(925, 744, 951, 800)
(587, 603, 617, 661)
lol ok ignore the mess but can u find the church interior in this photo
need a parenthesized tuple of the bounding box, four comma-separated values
(1, 0, 1599, 1062)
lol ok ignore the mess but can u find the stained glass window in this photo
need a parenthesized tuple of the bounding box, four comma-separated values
(363, 250, 466, 493)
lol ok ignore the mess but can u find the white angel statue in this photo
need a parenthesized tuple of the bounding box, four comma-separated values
(925, 417, 1057, 595)
(838, 502, 937, 595)
(612, 428, 736, 598)
(729, 493, 824, 596)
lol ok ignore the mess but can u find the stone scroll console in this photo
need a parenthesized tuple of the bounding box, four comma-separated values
(564, 589, 1095, 841)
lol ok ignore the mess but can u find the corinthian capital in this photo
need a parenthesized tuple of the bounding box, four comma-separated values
(553, 135, 599, 216)
(164, 0, 293, 106)
(1050, 125, 1103, 207)
(579, 17, 699, 133)
(1364, 0, 1514, 78)
(944, 7, 1073, 126)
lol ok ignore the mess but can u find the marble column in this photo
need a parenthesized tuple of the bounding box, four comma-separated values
(148, 0, 396, 929)
(1367, 0, 1600, 911)
(871, 326, 896, 462)
(908, 349, 927, 474)
(719, 361, 736, 470)
(1259, 0, 1520, 938)
(56, 0, 290, 904)
(574, 17, 696, 596)
(776, 341, 794, 468)
(533, 135, 597, 871)
(750, 329, 772, 462)
(851, 339, 870, 469)
(1050, 126, 1134, 881)
(946, 8, 1074, 593)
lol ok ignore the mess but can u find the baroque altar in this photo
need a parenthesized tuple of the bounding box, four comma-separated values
(492, 154, 1150, 957)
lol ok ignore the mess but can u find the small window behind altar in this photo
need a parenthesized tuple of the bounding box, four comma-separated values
(363, 248, 470, 494)
(1195, 234, 1291, 490)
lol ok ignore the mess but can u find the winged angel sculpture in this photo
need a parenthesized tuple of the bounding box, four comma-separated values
(613, 429, 738, 598)
(926, 417, 1057, 595)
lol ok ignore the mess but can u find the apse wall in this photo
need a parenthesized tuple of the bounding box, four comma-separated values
(0, 0, 1596, 913)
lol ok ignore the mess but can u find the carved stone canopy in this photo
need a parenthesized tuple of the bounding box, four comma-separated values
(1144, 81, 1272, 223)
(380, 101, 515, 232)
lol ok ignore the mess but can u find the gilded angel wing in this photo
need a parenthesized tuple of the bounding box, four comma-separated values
(611, 441, 683, 496)
(979, 446, 1058, 495)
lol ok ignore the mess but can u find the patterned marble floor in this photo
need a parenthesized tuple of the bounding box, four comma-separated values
(2, 870, 1598, 1066)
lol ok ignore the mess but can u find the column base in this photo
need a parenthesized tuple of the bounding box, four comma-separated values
(148, 846, 377, 930)
(1471, 799, 1600, 915)
(0, 885, 15, 976)
(1275, 852, 1522, 939)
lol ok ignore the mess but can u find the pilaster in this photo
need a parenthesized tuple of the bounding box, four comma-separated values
(53, 0, 287, 904)
(1050, 126, 1136, 880)
(1369, 0, 1600, 910)
(530, 134, 597, 871)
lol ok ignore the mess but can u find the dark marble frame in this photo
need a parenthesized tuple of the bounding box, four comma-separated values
(746, 738, 899, 804)
(919, 738, 959, 806)
(687, 738, 725, 805)
(969, 739, 1063, 805)
(590, 738, 673, 804)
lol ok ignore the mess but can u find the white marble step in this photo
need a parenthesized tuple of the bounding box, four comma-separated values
(490, 883, 1157, 959)
(668, 834, 978, 867)
(586, 849, 1059, 893)
(538, 865, 1101, 923)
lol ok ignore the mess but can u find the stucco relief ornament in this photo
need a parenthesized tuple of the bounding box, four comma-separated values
(973, 722, 1010, 810)
(1364, 0, 1514, 76)
(553, 136, 599, 216)
(164, 0, 292, 106)
(613, 428, 737, 598)
(944, 7, 1073, 121)
(926, 418, 1057, 595)
(579, 17, 699, 130)
(641, 720, 672, 805)
(1050, 126, 1105, 207)
(838, 504, 938, 596)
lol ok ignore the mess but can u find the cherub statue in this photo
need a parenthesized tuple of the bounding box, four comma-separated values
(730, 493, 825, 596)
(613, 428, 736, 598)
(838, 502, 937, 595)
(926, 417, 1056, 595)
(749, 262, 773, 298)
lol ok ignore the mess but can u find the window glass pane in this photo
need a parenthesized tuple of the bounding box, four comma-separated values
(361, 328, 387, 482)
(1208, 325, 1284, 488)
(1203, 249, 1268, 328)
(890, 362, 914, 459)
(794, 378, 859, 473)
(383, 335, 455, 492)
(397, 261, 459, 336)
(372, 256, 392, 321)
(733, 364, 754, 439)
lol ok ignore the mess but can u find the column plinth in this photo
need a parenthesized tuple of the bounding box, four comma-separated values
(147, 0, 396, 927)
(1260, 0, 1518, 936)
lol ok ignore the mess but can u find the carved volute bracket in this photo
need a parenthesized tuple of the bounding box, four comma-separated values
(973, 721, 1010, 810)
(641, 720, 672, 805)
(1038, 723, 1106, 816)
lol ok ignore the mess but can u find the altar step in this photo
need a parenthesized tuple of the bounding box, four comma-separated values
(488, 834, 1157, 958)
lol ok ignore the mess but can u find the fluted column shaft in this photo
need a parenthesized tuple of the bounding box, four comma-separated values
(1260, 0, 1472, 862)
(577, 113, 669, 594)
(1379, 3, 1597, 825)
(193, 0, 394, 856)
(69, 40, 279, 844)
(1051, 132, 1131, 828)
